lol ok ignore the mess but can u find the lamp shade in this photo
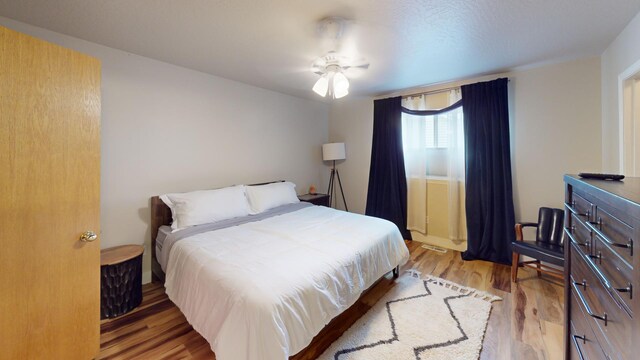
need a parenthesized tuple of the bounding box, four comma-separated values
(333, 72, 349, 91)
(322, 142, 346, 161)
(333, 86, 349, 99)
(312, 75, 329, 97)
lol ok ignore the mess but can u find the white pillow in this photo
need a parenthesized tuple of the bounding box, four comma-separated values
(160, 185, 250, 231)
(245, 181, 300, 214)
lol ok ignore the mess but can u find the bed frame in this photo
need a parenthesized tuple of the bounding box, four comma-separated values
(149, 181, 400, 283)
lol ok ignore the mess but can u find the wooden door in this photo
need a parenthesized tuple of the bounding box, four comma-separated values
(622, 72, 640, 176)
(634, 77, 640, 175)
(0, 26, 101, 359)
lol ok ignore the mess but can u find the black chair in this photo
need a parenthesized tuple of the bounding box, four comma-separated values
(511, 207, 565, 282)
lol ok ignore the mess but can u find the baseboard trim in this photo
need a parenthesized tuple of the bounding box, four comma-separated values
(411, 231, 467, 252)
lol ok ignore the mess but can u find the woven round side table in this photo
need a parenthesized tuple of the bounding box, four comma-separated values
(100, 245, 144, 319)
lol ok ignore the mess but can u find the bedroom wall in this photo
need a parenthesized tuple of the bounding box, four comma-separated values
(329, 57, 602, 247)
(601, 10, 640, 173)
(0, 16, 330, 283)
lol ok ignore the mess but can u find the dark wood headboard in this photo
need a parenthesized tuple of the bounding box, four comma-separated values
(150, 196, 172, 244)
(150, 196, 172, 282)
(150, 180, 285, 283)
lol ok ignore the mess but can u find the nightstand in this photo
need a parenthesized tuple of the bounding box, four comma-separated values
(298, 193, 330, 207)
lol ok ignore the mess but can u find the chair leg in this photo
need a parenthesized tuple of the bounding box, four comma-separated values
(536, 260, 542, 278)
(511, 252, 520, 283)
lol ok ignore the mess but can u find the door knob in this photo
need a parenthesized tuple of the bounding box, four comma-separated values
(80, 231, 98, 242)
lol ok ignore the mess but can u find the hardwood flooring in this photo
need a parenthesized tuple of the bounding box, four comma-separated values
(98, 241, 564, 359)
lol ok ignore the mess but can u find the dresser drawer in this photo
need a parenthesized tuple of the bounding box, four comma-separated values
(592, 233, 633, 315)
(567, 212, 593, 254)
(570, 289, 607, 360)
(591, 207, 633, 265)
(570, 243, 632, 359)
(571, 192, 594, 219)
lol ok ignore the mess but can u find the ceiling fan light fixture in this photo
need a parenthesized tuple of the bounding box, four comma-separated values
(333, 71, 349, 91)
(312, 75, 329, 97)
(310, 18, 368, 100)
(331, 71, 349, 99)
(333, 86, 349, 99)
(312, 66, 350, 99)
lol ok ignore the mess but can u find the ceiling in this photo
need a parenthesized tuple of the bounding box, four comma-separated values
(1, 0, 639, 100)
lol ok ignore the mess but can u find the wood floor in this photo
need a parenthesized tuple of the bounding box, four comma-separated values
(98, 241, 564, 359)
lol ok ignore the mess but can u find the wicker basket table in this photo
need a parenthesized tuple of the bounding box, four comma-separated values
(100, 245, 143, 319)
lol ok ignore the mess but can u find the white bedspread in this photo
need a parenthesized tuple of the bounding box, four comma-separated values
(164, 205, 409, 360)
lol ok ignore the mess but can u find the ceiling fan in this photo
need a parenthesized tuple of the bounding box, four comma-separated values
(311, 17, 370, 99)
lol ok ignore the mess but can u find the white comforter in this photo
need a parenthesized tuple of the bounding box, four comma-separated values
(164, 205, 409, 360)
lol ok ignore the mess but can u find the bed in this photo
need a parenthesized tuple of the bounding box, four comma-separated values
(150, 185, 409, 360)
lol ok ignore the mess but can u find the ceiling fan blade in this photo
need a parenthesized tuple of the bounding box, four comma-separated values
(343, 62, 370, 70)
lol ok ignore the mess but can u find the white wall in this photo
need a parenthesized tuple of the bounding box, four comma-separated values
(601, 11, 640, 172)
(328, 98, 374, 214)
(329, 57, 601, 231)
(0, 17, 330, 283)
(510, 58, 601, 222)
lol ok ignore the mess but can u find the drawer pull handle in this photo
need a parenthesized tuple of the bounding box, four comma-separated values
(573, 279, 587, 291)
(574, 334, 587, 344)
(571, 335, 586, 360)
(589, 312, 608, 325)
(610, 240, 633, 250)
(615, 283, 633, 299)
(588, 251, 602, 264)
(564, 228, 590, 248)
(585, 220, 633, 252)
(565, 202, 589, 217)
(572, 280, 608, 326)
(583, 251, 612, 289)
(594, 217, 603, 228)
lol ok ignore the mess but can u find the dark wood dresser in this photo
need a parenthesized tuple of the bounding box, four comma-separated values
(564, 175, 639, 359)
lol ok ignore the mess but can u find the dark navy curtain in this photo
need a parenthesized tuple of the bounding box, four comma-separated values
(365, 96, 412, 240)
(461, 78, 515, 264)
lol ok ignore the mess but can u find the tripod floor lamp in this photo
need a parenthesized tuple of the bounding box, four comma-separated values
(322, 142, 348, 211)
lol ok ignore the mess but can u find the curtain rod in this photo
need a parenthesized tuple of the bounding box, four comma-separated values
(405, 86, 461, 98)
(388, 78, 511, 99)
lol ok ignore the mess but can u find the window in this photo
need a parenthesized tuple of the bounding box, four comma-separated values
(424, 114, 450, 149)
(401, 91, 466, 240)
(402, 105, 464, 178)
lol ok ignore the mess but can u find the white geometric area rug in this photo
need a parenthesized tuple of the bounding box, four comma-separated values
(317, 273, 502, 360)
